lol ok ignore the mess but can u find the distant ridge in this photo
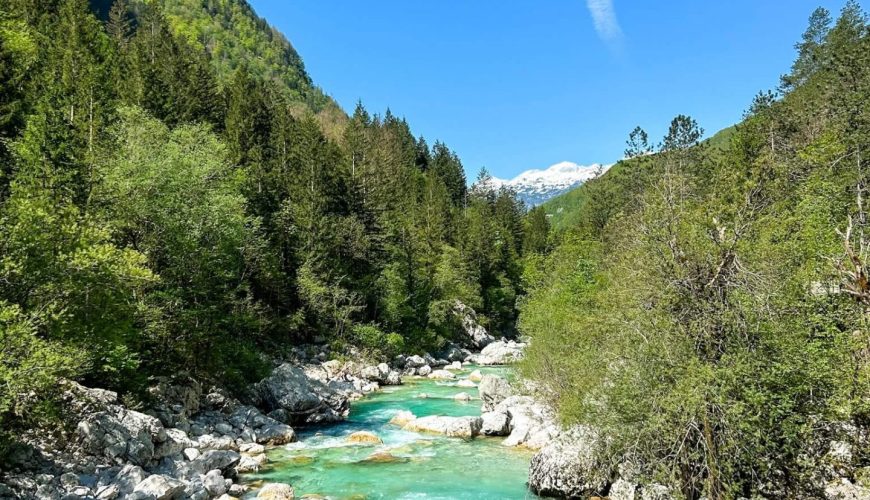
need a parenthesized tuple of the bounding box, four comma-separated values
(491, 161, 610, 207)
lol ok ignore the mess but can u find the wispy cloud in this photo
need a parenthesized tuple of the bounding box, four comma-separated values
(586, 0, 623, 44)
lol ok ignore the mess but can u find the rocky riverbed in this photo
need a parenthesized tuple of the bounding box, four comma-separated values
(0, 327, 546, 500)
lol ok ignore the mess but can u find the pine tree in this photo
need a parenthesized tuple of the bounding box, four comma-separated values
(782, 7, 832, 89)
(624, 126, 651, 158)
(431, 141, 467, 207)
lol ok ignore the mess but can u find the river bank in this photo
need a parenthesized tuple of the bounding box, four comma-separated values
(0, 332, 547, 499)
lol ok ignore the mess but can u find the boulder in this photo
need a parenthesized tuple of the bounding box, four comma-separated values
(155, 428, 194, 459)
(478, 374, 513, 411)
(237, 453, 268, 473)
(440, 346, 466, 363)
(252, 364, 350, 425)
(77, 408, 166, 466)
(453, 300, 495, 349)
(405, 355, 427, 369)
(496, 396, 559, 449)
(239, 443, 265, 454)
(132, 475, 186, 500)
(417, 365, 432, 377)
(456, 379, 476, 388)
(403, 416, 482, 439)
(468, 370, 483, 383)
(94, 483, 120, 499)
(202, 470, 227, 497)
(454, 392, 472, 402)
(825, 478, 870, 500)
(146, 374, 202, 428)
(360, 365, 382, 382)
(480, 411, 511, 436)
(346, 431, 383, 444)
(257, 482, 295, 499)
(472, 340, 525, 365)
(256, 423, 296, 445)
(446, 361, 463, 371)
(191, 450, 240, 475)
(528, 426, 610, 498)
(229, 484, 248, 497)
(384, 370, 402, 386)
(427, 370, 455, 380)
(110, 464, 147, 495)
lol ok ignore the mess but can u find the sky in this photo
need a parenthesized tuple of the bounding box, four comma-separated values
(249, 0, 856, 180)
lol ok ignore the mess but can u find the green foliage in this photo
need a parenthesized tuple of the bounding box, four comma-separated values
(94, 106, 271, 381)
(521, 5, 870, 497)
(153, 0, 331, 112)
(0, 194, 154, 388)
(0, 0, 527, 447)
(0, 301, 82, 423)
(351, 324, 405, 358)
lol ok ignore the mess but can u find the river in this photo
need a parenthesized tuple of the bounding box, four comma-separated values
(241, 365, 538, 499)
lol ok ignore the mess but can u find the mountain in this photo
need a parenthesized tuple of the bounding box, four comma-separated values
(491, 161, 610, 207)
(90, 0, 341, 117)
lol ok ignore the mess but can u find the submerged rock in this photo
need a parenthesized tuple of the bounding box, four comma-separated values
(468, 370, 483, 383)
(346, 431, 383, 445)
(257, 482, 295, 499)
(362, 451, 407, 464)
(389, 411, 416, 427)
(427, 370, 455, 380)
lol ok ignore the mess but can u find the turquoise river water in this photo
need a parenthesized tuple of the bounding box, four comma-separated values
(242, 365, 539, 499)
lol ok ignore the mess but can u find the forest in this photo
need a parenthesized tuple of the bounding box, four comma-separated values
(0, 0, 544, 449)
(521, 2, 870, 498)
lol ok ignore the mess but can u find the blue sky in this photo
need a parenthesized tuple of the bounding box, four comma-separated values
(250, 0, 855, 180)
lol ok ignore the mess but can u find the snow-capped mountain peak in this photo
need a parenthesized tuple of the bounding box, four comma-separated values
(490, 161, 609, 207)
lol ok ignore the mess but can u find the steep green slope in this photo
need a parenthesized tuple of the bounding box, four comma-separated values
(541, 124, 737, 232)
(158, 0, 331, 110)
(520, 3, 870, 498)
(90, 0, 335, 113)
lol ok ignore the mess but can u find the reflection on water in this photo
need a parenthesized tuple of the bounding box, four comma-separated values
(242, 365, 537, 499)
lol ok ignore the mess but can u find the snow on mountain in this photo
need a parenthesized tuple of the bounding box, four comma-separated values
(490, 161, 610, 207)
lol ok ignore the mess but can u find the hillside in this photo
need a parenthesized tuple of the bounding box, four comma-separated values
(89, 0, 341, 118)
(0, 0, 528, 460)
(541, 125, 737, 231)
(520, 3, 870, 498)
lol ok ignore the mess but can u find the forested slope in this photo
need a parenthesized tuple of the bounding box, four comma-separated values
(520, 3, 870, 498)
(0, 0, 534, 452)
